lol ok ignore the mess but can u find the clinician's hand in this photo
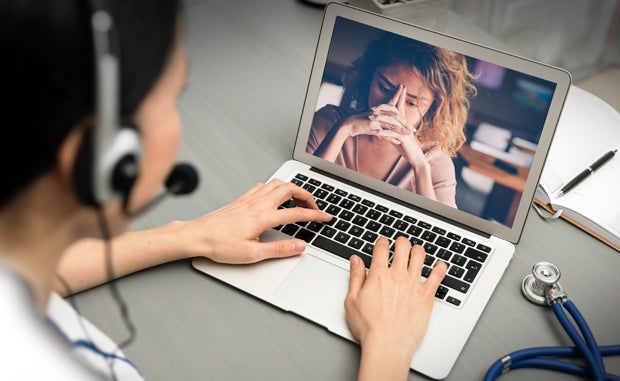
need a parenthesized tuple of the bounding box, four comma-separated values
(345, 236, 447, 381)
(176, 179, 332, 264)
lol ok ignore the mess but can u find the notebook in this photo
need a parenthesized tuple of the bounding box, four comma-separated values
(534, 86, 620, 251)
(192, 3, 570, 379)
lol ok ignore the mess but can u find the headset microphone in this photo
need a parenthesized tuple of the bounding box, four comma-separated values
(124, 162, 199, 218)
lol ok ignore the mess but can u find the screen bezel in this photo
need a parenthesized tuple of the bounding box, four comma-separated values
(292, 3, 571, 243)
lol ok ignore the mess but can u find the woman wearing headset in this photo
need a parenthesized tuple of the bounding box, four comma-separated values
(0, 1, 446, 380)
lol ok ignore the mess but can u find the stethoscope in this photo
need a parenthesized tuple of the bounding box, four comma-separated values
(484, 262, 620, 381)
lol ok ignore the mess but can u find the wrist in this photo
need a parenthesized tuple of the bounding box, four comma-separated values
(154, 219, 205, 260)
(359, 333, 414, 381)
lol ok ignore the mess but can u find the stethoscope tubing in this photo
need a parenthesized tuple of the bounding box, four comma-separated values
(484, 299, 620, 381)
(484, 345, 620, 381)
(555, 300, 606, 378)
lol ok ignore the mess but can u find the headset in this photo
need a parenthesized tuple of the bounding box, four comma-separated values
(73, 0, 141, 209)
(73, 0, 198, 213)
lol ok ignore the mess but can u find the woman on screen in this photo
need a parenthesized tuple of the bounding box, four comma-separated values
(307, 33, 476, 208)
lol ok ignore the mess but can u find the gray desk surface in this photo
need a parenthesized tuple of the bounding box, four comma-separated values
(74, 1, 620, 380)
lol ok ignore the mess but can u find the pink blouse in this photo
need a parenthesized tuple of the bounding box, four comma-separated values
(306, 105, 457, 208)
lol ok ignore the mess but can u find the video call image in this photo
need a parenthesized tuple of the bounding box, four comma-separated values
(306, 17, 556, 228)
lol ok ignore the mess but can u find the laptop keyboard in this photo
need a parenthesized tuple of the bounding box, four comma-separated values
(276, 173, 494, 308)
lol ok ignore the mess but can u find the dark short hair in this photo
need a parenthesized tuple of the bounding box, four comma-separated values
(0, 0, 181, 208)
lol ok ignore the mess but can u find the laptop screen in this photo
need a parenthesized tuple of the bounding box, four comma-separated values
(294, 9, 570, 242)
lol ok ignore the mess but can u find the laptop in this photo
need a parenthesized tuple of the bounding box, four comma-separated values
(192, 3, 570, 379)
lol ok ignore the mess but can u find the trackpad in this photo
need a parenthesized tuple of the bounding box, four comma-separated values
(274, 254, 349, 327)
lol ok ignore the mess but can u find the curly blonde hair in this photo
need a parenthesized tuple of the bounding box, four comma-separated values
(341, 33, 477, 157)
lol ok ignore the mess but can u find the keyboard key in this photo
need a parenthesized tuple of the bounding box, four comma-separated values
(295, 228, 316, 243)
(407, 225, 423, 237)
(421, 266, 432, 277)
(361, 243, 374, 255)
(423, 242, 438, 255)
(340, 199, 355, 209)
(449, 241, 465, 254)
(280, 199, 296, 208)
(410, 237, 424, 246)
(335, 188, 348, 197)
(334, 232, 350, 244)
(321, 183, 334, 192)
(393, 220, 409, 232)
(464, 247, 488, 263)
(432, 227, 447, 235)
(339, 210, 354, 221)
(348, 226, 364, 237)
(348, 194, 362, 202)
(421, 230, 437, 243)
(316, 199, 328, 210)
(464, 260, 482, 283)
(418, 221, 432, 230)
(348, 237, 364, 250)
(291, 178, 304, 186)
(306, 221, 323, 232)
(379, 214, 395, 225)
(404, 216, 417, 224)
(477, 243, 492, 253)
(326, 204, 341, 216)
(441, 275, 470, 294)
(294, 173, 308, 181)
(447, 232, 461, 241)
(352, 215, 368, 227)
(302, 184, 316, 193)
(326, 194, 341, 204)
(424, 255, 435, 266)
(379, 226, 396, 238)
(375, 205, 389, 213)
(389, 210, 403, 218)
(436, 248, 452, 261)
(361, 199, 375, 207)
(462, 238, 476, 247)
(451, 254, 467, 266)
(335, 220, 351, 231)
(435, 285, 449, 299)
(362, 231, 378, 243)
(313, 236, 370, 267)
(435, 236, 451, 248)
(446, 296, 462, 306)
(352, 204, 368, 215)
(281, 224, 299, 236)
(308, 178, 321, 186)
(313, 189, 329, 199)
(320, 226, 337, 238)
(366, 221, 381, 232)
(448, 266, 465, 278)
(366, 209, 381, 220)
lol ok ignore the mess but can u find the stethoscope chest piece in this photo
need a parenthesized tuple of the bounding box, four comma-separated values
(521, 262, 563, 305)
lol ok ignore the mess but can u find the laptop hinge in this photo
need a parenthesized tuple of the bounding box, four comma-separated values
(309, 167, 491, 240)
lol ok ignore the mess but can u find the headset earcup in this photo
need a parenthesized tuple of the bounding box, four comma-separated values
(72, 127, 141, 208)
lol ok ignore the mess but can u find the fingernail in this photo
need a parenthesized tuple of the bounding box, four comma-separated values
(292, 239, 306, 252)
(350, 255, 360, 268)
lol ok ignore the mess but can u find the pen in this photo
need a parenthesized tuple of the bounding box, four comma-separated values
(557, 149, 617, 197)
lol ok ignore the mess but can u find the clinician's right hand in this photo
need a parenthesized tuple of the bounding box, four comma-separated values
(344, 236, 447, 380)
